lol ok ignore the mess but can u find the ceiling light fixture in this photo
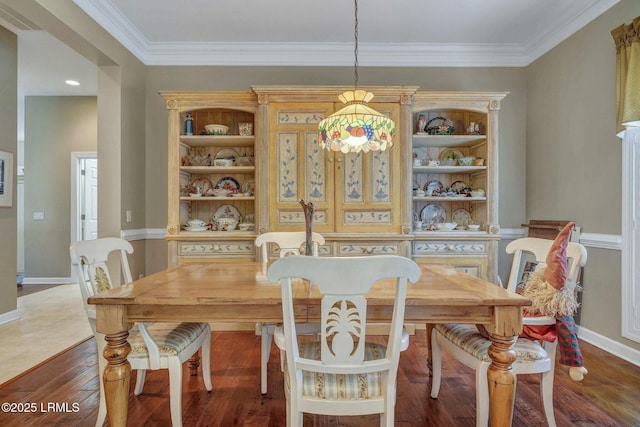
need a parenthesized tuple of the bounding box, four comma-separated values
(65, 80, 80, 86)
(318, 0, 395, 153)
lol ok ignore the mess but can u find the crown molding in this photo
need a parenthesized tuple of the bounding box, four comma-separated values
(73, 0, 620, 68)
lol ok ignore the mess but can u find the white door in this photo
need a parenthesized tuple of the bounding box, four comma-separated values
(81, 158, 98, 240)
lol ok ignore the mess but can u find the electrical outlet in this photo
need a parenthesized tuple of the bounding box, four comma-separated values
(126, 210, 132, 223)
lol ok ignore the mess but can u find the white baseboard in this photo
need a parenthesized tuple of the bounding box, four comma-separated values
(578, 325, 640, 367)
(22, 277, 74, 285)
(0, 309, 19, 326)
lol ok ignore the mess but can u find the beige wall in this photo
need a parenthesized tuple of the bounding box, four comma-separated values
(3, 0, 639, 354)
(0, 26, 17, 314)
(526, 0, 640, 351)
(24, 96, 96, 277)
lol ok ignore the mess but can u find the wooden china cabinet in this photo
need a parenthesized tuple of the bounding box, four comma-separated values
(161, 91, 258, 267)
(251, 86, 418, 261)
(162, 88, 505, 280)
(409, 92, 507, 283)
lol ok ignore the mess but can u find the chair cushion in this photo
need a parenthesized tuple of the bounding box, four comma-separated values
(284, 341, 387, 399)
(128, 322, 208, 357)
(435, 323, 548, 363)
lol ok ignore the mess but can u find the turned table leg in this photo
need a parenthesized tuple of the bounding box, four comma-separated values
(103, 331, 131, 427)
(188, 352, 201, 376)
(425, 323, 434, 376)
(487, 333, 518, 427)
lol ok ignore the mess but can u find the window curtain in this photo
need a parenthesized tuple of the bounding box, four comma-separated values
(612, 16, 640, 134)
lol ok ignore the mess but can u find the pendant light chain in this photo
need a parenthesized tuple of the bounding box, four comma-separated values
(354, 0, 359, 89)
(317, 0, 396, 153)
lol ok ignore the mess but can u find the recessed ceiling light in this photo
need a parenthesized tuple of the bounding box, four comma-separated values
(65, 80, 80, 86)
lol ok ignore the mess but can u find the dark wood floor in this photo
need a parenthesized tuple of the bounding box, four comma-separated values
(0, 330, 638, 426)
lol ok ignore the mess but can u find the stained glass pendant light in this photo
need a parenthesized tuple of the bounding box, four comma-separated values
(317, 0, 396, 153)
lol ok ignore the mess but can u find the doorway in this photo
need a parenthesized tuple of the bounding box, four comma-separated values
(71, 152, 98, 244)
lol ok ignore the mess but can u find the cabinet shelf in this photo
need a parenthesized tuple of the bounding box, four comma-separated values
(181, 196, 255, 201)
(413, 165, 486, 174)
(412, 134, 486, 147)
(180, 135, 255, 147)
(413, 196, 486, 202)
(180, 166, 255, 174)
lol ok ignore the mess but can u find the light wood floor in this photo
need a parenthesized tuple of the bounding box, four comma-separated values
(0, 330, 638, 426)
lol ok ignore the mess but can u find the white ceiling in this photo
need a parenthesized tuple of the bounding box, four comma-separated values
(7, 0, 621, 101)
(73, 0, 619, 67)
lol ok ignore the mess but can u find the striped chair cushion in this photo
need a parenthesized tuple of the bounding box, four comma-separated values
(284, 341, 387, 399)
(435, 323, 548, 363)
(128, 322, 207, 357)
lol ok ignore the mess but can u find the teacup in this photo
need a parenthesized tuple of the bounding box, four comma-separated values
(428, 160, 440, 166)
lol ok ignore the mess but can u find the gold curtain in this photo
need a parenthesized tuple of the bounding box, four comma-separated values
(612, 16, 640, 133)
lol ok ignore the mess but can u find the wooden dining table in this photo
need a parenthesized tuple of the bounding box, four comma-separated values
(89, 261, 531, 427)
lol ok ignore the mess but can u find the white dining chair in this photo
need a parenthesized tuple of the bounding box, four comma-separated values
(70, 237, 212, 427)
(430, 237, 587, 427)
(268, 255, 421, 427)
(254, 231, 325, 395)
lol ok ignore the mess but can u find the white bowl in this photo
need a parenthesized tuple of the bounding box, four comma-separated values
(214, 158, 234, 167)
(435, 222, 457, 231)
(215, 217, 238, 231)
(189, 193, 202, 198)
(467, 224, 481, 231)
(458, 156, 476, 166)
(238, 223, 254, 231)
(211, 188, 231, 197)
(205, 124, 229, 135)
(470, 191, 485, 197)
(186, 219, 206, 227)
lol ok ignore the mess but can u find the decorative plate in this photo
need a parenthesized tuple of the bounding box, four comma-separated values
(439, 148, 464, 162)
(450, 180, 468, 193)
(242, 178, 256, 195)
(213, 205, 241, 221)
(423, 180, 444, 196)
(420, 204, 446, 225)
(215, 148, 238, 160)
(190, 177, 214, 194)
(215, 176, 240, 193)
(452, 209, 472, 227)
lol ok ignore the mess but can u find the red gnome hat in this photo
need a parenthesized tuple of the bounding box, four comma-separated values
(523, 222, 580, 316)
(543, 222, 574, 290)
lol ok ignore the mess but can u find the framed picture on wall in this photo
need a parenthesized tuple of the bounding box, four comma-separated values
(0, 150, 14, 208)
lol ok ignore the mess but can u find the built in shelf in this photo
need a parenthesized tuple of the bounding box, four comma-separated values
(180, 196, 255, 201)
(412, 134, 486, 148)
(412, 196, 486, 202)
(179, 135, 255, 147)
(413, 166, 486, 173)
(180, 166, 255, 174)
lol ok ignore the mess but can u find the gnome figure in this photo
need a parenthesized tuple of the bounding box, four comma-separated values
(521, 222, 588, 381)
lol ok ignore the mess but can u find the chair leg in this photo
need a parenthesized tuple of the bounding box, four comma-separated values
(430, 328, 442, 398)
(168, 359, 183, 427)
(202, 329, 213, 391)
(133, 369, 146, 396)
(261, 324, 273, 394)
(475, 363, 490, 427)
(540, 371, 557, 427)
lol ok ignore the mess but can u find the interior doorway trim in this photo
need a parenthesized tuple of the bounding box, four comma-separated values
(70, 151, 97, 245)
(621, 127, 640, 343)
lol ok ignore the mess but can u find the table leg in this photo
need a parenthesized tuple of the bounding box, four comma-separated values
(188, 352, 201, 376)
(487, 333, 518, 427)
(103, 331, 131, 427)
